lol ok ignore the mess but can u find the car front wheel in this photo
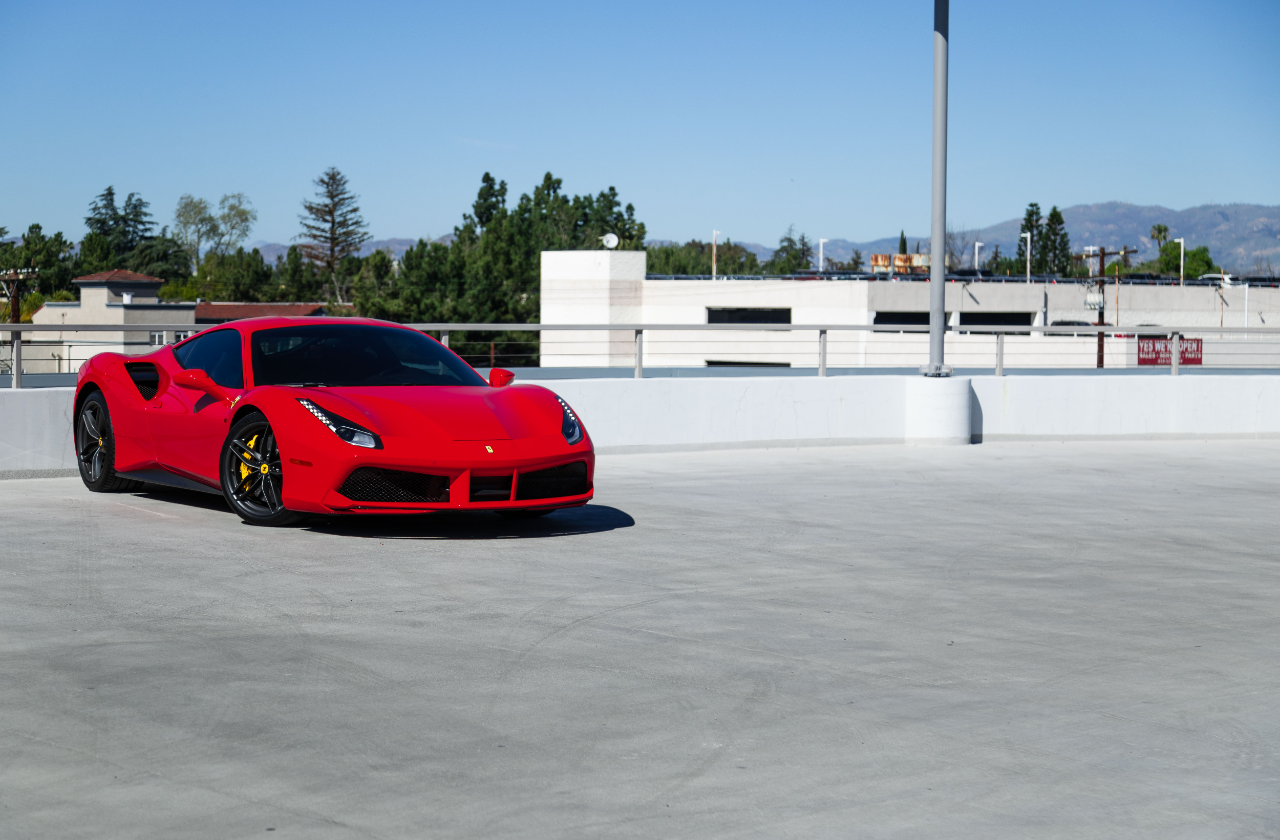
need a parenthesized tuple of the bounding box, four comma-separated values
(220, 412, 301, 526)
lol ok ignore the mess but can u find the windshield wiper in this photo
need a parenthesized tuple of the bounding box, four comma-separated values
(278, 382, 330, 388)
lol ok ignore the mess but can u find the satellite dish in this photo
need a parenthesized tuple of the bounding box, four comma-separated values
(600, 233, 619, 250)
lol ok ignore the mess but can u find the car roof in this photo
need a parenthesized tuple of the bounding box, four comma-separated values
(209, 316, 414, 332)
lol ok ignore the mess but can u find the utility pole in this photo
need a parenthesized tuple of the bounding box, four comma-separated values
(1075, 245, 1136, 368)
(1021, 232, 1032, 281)
(923, 0, 950, 375)
(712, 230, 720, 280)
(1174, 237, 1185, 285)
(818, 239, 828, 272)
(974, 241, 983, 273)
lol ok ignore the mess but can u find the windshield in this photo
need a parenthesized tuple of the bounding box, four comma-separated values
(250, 324, 487, 387)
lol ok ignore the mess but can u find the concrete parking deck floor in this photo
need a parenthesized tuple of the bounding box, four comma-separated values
(2, 441, 1279, 839)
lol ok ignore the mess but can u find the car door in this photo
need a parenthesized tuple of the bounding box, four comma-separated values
(146, 329, 246, 483)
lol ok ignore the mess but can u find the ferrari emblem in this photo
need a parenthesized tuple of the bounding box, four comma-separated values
(260, 463, 269, 474)
(485, 445, 494, 453)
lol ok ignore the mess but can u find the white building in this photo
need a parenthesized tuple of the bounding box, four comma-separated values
(21, 270, 196, 374)
(540, 251, 1280, 370)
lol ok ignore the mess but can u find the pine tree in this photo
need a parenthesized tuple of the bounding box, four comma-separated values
(1016, 203, 1044, 275)
(296, 168, 371, 304)
(1042, 206, 1071, 276)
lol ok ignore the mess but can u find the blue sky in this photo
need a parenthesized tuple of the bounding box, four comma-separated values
(3, 0, 1277, 248)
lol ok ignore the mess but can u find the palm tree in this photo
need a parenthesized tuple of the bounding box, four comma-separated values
(1150, 224, 1169, 250)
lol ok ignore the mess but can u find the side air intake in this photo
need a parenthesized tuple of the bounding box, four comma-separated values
(125, 363, 160, 401)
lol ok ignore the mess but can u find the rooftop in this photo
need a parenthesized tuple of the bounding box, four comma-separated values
(72, 269, 164, 286)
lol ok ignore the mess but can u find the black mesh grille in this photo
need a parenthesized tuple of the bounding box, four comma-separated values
(337, 467, 449, 503)
(516, 461, 589, 501)
(125, 363, 159, 401)
(469, 474, 513, 502)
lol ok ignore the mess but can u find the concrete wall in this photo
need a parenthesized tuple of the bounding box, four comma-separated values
(540, 251, 1280, 369)
(7, 377, 1280, 480)
(545, 375, 1280, 452)
(0, 387, 77, 478)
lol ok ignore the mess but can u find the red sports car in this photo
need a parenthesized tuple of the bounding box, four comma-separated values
(73, 317, 594, 525)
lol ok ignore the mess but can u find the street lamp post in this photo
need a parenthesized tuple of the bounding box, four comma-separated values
(1174, 237, 1185, 286)
(924, 0, 950, 376)
(974, 241, 983, 273)
(818, 238, 828, 272)
(1021, 232, 1032, 281)
(712, 230, 720, 280)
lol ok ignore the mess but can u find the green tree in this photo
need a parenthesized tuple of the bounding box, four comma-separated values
(126, 229, 191, 282)
(1041, 206, 1071, 276)
(898, 231, 908, 255)
(1156, 241, 1218, 278)
(72, 232, 119, 276)
(472, 172, 507, 229)
(355, 172, 646, 366)
(1150, 224, 1169, 249)
(173, 195, 217, 270)
(4, 224, 76, 295)
(762, 227, 814, 274)
(86, 186, 154, 256)
(826, 250, 864, 272)
(1016, 203, 1044, 274)
(209, 193, 257, 255)
(297, 167, 371, 303)
(646, 240, 761, 275)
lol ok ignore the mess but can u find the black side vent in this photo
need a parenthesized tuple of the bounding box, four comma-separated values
(515, 461, 589, 501)
(338, 467, 449, 503)
(469, 474, 513, 502)
(125, 363, 160, 401)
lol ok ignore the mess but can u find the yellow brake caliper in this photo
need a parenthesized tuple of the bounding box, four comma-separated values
(239, 434, 258, 481)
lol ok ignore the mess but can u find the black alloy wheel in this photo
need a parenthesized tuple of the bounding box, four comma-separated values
(76, 391, 144, 492)
(221, 412, 301, 526)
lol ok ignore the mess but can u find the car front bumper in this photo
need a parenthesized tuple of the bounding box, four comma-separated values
(278, 433, 595, 514)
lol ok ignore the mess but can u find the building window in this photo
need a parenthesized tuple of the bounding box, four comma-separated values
(707, 307, 792, 324)
(149, 331, 165, 346)
(174, 331, 193, 342)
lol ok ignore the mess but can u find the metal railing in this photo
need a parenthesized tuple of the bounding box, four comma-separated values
(6, 321, 1280, 388)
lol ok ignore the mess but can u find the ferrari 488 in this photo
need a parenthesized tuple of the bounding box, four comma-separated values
(72, 318, 594, 525)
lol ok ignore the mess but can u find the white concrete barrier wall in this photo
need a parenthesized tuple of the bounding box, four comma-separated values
(0, 387, 78, 478)
(5, 377, 1280, 479)
(969, 376, 1280, 441)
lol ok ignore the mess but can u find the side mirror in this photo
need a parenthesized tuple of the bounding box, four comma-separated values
(173, 369, 232, 402)
(489, 368, 515, 388)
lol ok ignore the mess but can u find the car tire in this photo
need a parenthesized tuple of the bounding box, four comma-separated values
(76, 391, 145, 493)
(220, 411, 302, 527)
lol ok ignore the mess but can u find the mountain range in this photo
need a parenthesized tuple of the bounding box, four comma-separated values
(731, 203, 1280, 273)
(238, 203, 1278, 274)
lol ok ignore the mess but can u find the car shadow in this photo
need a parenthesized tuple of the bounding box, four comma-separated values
(304, 504, 636, 540)
(133, 487, 231, 511)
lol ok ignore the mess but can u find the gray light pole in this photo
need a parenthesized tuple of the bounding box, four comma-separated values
(924, 0, 950, 376)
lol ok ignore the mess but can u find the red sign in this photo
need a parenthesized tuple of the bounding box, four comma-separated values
(1137, 335, 1203, 366)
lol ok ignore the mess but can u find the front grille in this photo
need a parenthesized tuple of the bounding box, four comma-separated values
(337, 467, 449, 503)
(470, 474, 513, 502)
(516, 461, 589, 501)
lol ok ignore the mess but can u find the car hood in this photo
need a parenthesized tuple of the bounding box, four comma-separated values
(287, 384, 562, 441)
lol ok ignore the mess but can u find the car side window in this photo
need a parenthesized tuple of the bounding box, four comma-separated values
(173, 330, 244, 389)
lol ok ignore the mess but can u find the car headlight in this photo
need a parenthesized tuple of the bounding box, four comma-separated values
(297, 398, 383, 449)
(557, 395, 583, 445)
